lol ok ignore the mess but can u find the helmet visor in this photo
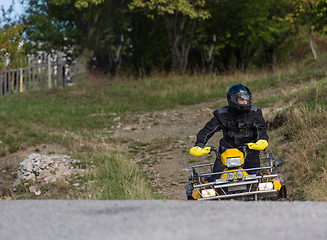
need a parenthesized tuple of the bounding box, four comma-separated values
(237, 93, 250, 101)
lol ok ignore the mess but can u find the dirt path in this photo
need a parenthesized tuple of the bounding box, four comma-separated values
(112, 101, 221, 200)
(111, 95, 283, 200)
(0, 88, 286, 200)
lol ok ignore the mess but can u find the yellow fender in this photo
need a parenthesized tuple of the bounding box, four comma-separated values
(192, 188, 202, 199)
(273, 180, 282, 190)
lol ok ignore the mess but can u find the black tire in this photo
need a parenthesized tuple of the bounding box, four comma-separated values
(277, 185, 287, 199)
(185, 183, 194, 200)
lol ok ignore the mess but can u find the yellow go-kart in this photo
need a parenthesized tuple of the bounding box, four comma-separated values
(186, 146, 287, 201)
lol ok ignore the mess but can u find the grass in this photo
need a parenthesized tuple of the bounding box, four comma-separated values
(3, 53, 327, 200)
(0, 61, 322, 154)
(79, 151, 163, 200)
(267, 80, 327, 201)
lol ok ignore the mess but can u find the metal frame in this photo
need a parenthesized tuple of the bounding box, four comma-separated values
(189, 152, 281, 201)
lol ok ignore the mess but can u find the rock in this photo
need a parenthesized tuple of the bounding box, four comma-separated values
(35, 190, 41, 196)
(25, 162, 33, 172)
(13, 153, 82, 194)
(113, 117, 121, 122)
(23, 173, 36, 182)
(29, 186, 37, 193)
(48, 176, 57, 183)
(123, 125, 132, 131)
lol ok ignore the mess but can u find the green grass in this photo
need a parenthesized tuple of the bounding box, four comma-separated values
(3, 53, 327, 200)
(267, 78, 327, 201)
(1, 63, 324, 153)
(76, 152, 164, 200)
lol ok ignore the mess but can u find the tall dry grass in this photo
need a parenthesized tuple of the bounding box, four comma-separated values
(129, 66, 297, 103)
(269, 82, 327, 201)
(79, 147, 163, 200)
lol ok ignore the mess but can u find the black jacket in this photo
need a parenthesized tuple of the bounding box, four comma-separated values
(195, 106, 268, 153)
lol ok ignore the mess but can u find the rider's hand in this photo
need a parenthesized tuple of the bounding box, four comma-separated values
(189, 146, 211, 157)
(247, 139, 268, 151)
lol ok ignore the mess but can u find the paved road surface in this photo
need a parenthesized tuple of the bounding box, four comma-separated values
(0, 200, 326, 240)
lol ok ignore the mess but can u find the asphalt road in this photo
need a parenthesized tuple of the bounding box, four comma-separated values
(0, 200, 326, 240)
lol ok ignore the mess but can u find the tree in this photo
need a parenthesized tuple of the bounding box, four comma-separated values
(19, 0, 304, 75)
(126, 10, 170, 75)
(189, 0, 293, 73)
(259, 0, 293, 72)
(129, 0, 210, 74)
(0, 14, 26, 69)
(293, 0, 327, 60)
(23, 0, 80, 63)
(23, 0, 129, 75)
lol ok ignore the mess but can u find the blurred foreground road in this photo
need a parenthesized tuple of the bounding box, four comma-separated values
(0, 200, 326, 240)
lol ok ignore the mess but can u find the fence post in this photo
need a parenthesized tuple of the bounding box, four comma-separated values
(40, 54, 44, 89)
(0, 53, 82, 97)
(20, 68, 23, 92)
(36, 56, 39, 90)
(43, 53, 46, 89)
(28, 56, 31, 91)
(15, 69, 18, 93)
(0, 73, 2, 96)
(24, 67, 26, 92)
(57, 52, 63, 88)
(62, 60, 66, 88)
(48, 54, 51, 89)
(52, 58, 55, 87)
(32, 56, 35, 91)
(4, 71, 7, 95)
(8, 70, 11, 94)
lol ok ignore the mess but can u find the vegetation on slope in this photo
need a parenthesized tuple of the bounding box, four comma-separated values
(1, 54, 327, 200)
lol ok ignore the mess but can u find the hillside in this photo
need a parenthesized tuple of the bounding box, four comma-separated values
(1, 55, 327, 201)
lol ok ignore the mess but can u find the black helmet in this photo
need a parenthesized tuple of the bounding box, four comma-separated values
(227, 83, 252, 112)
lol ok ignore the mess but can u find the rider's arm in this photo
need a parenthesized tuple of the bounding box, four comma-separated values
(195, 113, 222, 148)
(248, 109, 269, 150)
(255, 109, 269, 142)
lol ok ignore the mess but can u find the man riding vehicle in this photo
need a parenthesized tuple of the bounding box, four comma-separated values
(189, 83, 269, 176)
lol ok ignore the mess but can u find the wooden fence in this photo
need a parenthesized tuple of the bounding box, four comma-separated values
(0, 53, 84, 96)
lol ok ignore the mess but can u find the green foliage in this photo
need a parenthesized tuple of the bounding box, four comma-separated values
(293, 0, 327, 33)
(3, 52, 327, 200)
(282, 103, 327, 201)
(23, 0, 80, 62)
(189, 0, 294, 72)
(23, 0, 130, 74)
(129, 0, 211, 73)
(0, 22, 26, 69)
(82, 152, 163, 199)
(14, 0, 327, 74)
(129, 0, 210, 19)
(1, 53, 326, 155)
(266, 74, 327, 201)
(52, 0, 105, 8)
